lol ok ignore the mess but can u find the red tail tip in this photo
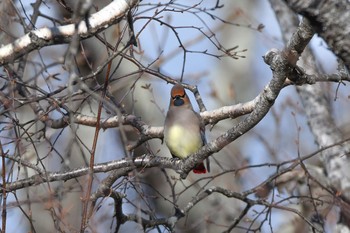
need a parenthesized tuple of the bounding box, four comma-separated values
(193, 163, 207, 174)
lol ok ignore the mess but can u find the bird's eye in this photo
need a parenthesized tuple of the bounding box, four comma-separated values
(172, 93, 185, 99)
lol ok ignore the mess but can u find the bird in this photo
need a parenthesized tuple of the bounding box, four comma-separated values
(163, 83, 209, 174)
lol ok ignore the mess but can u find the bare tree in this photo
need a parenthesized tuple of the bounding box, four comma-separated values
(1, 0, 350, 232)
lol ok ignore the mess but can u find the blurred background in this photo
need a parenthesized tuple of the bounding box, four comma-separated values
(0, 0, 347, 232)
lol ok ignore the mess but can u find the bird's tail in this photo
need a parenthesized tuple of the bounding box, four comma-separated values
(193, 162, 207, 174)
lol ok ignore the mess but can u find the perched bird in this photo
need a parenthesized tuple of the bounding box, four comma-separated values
(164, 84, 209, 174)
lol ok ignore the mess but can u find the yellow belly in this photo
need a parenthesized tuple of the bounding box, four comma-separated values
(166, 125, 202, 159)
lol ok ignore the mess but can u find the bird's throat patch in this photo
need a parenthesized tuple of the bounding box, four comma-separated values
(173, 98, 184, 106)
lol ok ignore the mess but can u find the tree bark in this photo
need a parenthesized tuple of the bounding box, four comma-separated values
(284, 0, 350, 70)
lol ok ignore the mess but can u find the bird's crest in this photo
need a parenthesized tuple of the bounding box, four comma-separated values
(171, 84, 186, 99)
(170, 84, 191, 107)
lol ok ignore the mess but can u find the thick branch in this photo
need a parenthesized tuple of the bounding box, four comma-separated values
(276, 0, 350, 200)
(178, 19, 314, 178)
(270, 0, 350, 231)
(0, 0, 139, 65)
(283, 0, 350, 70)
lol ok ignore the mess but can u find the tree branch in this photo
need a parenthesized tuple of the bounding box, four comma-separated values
(270, 0, 350, 231)
(0, 154, 173, 193)
(0, 0, 139, 65)
(178, 17, 314, 178)
(282, 0, 350, 201)
(283, 0, 350, 70)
